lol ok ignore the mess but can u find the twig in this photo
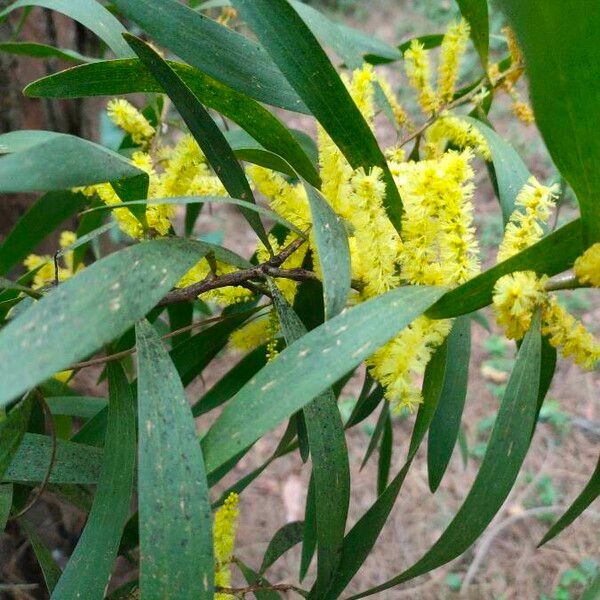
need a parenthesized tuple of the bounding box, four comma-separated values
(11, 391, 56, 520)
(215, 583, 306, 597)
(545, 274, 591, 292)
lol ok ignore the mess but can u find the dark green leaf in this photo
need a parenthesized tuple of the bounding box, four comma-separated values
(260, 521, 304, 574)
(0, 191, 86, 276)
(398, 34, 444, 56)
(237, 560, 282, 600)
(360, 402, 389, 470)
(21, 519, 62, 592)
(0, 396, 32, 478)
(428, 219, 584, 319)
(110, 0, 306, 112)
(539, 454, 600, 546)
(499, 1, 600, 243)
(0, 41, 95, 63)
(455, 0, 489, 68)
(347, 312, 542, 599)
(4, 433, 102, 484)
(125, 35, 270, 248)
(300, 476, 317, 582)
(0, 238, 210, 408)
(46, 396, 107, 419)
(0, 0, 133, 58)
(231, 0, 404, 232)
(377, 410, 393, 496)
(136, 319, 213, 599)
(202, 286, 444, 473)
(51, 363, 135, 599)
(0, 131, 146, 193)
(428, 316, 471, 492)
(0, 484, 12, 530)
(303, 184, 350, 319)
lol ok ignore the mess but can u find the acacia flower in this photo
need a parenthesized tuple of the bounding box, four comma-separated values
(213, 492, 239, 600)
(404, 40, 439, 116)
(437, 19, 470, 103)
(107, 98, 155, 146)
(574, 243, 600, 287)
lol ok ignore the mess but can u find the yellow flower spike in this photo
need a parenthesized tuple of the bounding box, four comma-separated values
(497, 177, 558, 263)
(266, 309, 280, 362)
(375, 75, 413, 130)
(107, 99, 155, 146)
(161, 134, 210, 197)
(574, 243, 600, 287)
(492, 271, 547, 340)
(404, 40, 439, 116)
(542, 297, 600, 369)
(348, 64, 376, 126)
(230, 317, 272, 352)
(511, 100, 535, 126)
(424, 114, 491, 160)
(213, 492, 240, 600)
(53, 370, 73, 384)
(437, 19, 471, 103)
(502, 26, 525, 87)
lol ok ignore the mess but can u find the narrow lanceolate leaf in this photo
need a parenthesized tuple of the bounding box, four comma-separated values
(26, 60, 319, 187)
(0, 238, 209, 408)
(428, 219, 584, 319)
(0, 484, 12, 530)
(326, 339, 449, 598)
(0, 191, 87, 276)
(466, 117, 530, 224)
(126, 35, 270, 249)
(0, 0, 133, 58)
(539, 454, 600, 546)
(231, 0, 405, 232)
(271, 285, 350, 596)
(236, 561, 282, 600)
(4, 434, 102, 484)
(202, 286, 443, 473)
(0, 396, 32, 478)
(0, 131, 146, 193)
(51, 363, 135, 600)
(303, 184, 351, 319)
(347, 312, 542, 599)
(428, 316, 471, 492)
(46, 396, 107, 419)
(136, 320, 213, 599)
(21, 520, 62, 593)
(499, 1, 600, 243)
(0, 41, 95, 64)
(455, 0, 489, 68)
(110, 0, 305, 113)
(260, 521, 304, 574)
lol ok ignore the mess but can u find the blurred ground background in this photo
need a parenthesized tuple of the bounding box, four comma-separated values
(0, 1, 598, 599)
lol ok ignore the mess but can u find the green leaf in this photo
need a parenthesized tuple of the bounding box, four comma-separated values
(0, 191, 86, 275)
(231, 0, 404, 233)
(51, 363, 135, 599)
(0, 484, 12, 530)
(428, 219, 584, 319)
(538, 454, 600, 546)
(0, 41, 95, 63)
(0, 396, 32, 478)
(466, 117, 530, 224)
(26, 60, 319, 189)
(260, 521, 304, 574)
(271, 284, 350, 595)
(581, 571, 600, 600)
(237, 560, 282, 600)
(325, 339, 449, 598)
(0, 0, 133, 58)
(4, 434, 102, 484)
(347, 312, 542, 599)
(360, 402, 389, 470)
(455, 0, 489, 68)
(110, 0, 306, 113)
(428, 316, 471, 492)
(136, 319, 213, 599)
(125, 35, 270, 249)
(300, 475, 317, 582)
(0, 238, 210, 408)
(0, 131, 147, 193)
(377, 410, 393, 496)
(499, 1, 600, 243)
(21, 519, 62, 592)
(303, 184, 350, 319)
(46, 396, 107, 419)
(201, 286, 444, 474)
(398, 34, 444, 56)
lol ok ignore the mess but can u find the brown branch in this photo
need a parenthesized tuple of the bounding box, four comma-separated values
(215, 583, 306, 597)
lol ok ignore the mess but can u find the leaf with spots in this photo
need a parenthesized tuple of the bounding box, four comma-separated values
(0, 238, 211, 409)
(136, 319, 213, 599)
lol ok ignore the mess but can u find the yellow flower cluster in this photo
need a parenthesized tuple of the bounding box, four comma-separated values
(497, 177, 558, 262)
(213, 492, 239, 600)
(574, 243, 600, 287)
(404, 40, 439, 116)
(24, 230, 81, 289)
(493, 180, 599, 368)
(107, 99, 155, 146)
(437, 19, 471, 103)
(375, 75, 413, 131)
(423, 113, 491, 160)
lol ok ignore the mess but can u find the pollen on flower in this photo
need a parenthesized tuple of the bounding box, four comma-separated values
(437, 19, 470, 103)
(511, 100, 535, 125)
(424, 113, 491, 160)
(213, 492, 240, 600)
(497, 177, 558, 262)
(230, 317, 271, 352)
(574, 243, 600, 287)
(404, 40, 439, 116)
(375, 74, 413, 131)
(492, 271, 547, 340)
(107, 98, 155, 146)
